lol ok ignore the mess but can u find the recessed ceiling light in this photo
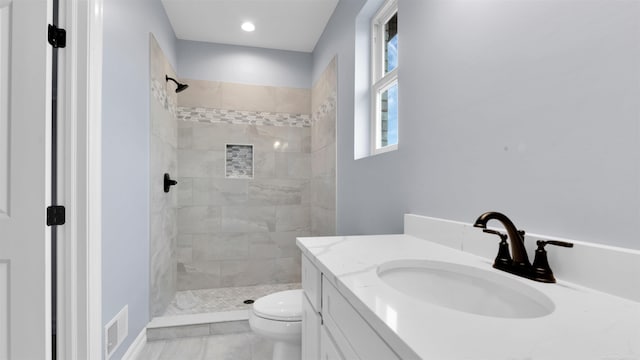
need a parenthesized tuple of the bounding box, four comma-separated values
(241, 22, 255, 32)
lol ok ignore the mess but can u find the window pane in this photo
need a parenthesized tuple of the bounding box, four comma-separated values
(380, 82, 398, 147)
(385, 13, 398, 74)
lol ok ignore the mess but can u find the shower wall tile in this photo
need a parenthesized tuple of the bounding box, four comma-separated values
(247, 179, 305, 205)
(178, 119, 194, 129)
(300, 180, 311, 205)
(177, 177, 193, 206)
(276, 205, 311, 232)
(149, 34, 178, 316)
(150, 240, 176, 317)
(311, 177, 336, 211)
(178, 206, 222, 234)
(311, 102, 336, 152)
(177, 247, 192, 264)
(275, 87, 312, 114)
(311, 140, 336, 177)
(178, 127, 193, 149)
(192, 124, 250, 151)
(247, 233, 280, 259)
(220, 259, 276, 287)
(192, 233, 249, 261)
(221, 206, 276, 233)
(247, 126, 295, 152)
(179, 79, 310, 115)
(274, 256, 302, 283)
(177, 79, 223, 109)
(178, 234, 193, 248)
(177, 149, 225, 178)
(151, 94, 178, 148)
(176, 79, 312, 290)
(191, 178, 249, 206)
(275, 152, 311, 179)
(253, 151, 276, 179)
(245, 231, 310, 259)
(311, 58, 337, 115)
(311, 57, 337, 237)
(178, 260, 221, 291)
(271, 231, 310, 257)
(221, 83, 277, 113)
(311, 207, 336, 237)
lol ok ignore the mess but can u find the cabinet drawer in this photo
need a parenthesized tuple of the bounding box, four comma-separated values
(322, 280, 400, 360)
(302, 253, 321, 311)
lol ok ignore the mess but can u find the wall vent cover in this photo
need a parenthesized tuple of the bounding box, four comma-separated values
(104, 305, 128, 359)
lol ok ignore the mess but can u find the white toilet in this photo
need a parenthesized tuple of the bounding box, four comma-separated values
(249, 289, 303, 360)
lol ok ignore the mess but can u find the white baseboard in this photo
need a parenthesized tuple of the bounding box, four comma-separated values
(121, 328, 146, 360)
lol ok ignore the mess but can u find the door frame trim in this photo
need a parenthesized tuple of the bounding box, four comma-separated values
(58, 0, 103, 358)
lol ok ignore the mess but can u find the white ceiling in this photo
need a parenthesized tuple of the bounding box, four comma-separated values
(161, 0, 340, 53)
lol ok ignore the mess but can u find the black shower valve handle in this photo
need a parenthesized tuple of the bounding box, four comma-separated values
(164, 173, 178, 193)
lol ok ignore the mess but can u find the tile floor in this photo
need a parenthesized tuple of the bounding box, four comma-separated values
(163, 283, 301, 316)
(138, 332, 273, 360)
(142, 283, 302, 359)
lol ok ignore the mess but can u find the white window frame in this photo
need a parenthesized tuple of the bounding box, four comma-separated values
(371, 0, 398, 155)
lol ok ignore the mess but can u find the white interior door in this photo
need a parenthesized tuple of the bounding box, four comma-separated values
(0, 0, 53, 359)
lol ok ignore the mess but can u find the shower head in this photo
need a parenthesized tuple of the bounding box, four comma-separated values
(175, 83, 189, 93)
(165, 75, 189, 93)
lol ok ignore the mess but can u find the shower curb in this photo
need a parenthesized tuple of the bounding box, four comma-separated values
(146, 310, 250, 341)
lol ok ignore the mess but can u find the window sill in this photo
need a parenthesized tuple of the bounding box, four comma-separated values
(371, 144, 398, 156)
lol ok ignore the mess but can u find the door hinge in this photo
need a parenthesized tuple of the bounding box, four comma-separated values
(48, 24, 66, 48)
(47, 206, 66, 226)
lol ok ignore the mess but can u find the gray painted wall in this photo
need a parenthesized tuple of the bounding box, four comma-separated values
(314, 0, 640, 250)
(102, 0, 177, 358)
(177, 40, 313, 88)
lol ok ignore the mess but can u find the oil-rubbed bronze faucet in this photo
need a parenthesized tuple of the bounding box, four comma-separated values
(473, 211, 573, 283)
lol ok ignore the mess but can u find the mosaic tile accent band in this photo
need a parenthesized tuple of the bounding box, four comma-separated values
(151, 77, 178, 117)
(178, 106, 311, 128)
(226, 144, 254, 179)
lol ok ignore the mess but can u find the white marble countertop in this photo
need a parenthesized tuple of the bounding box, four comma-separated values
(297, 234, 640, 360)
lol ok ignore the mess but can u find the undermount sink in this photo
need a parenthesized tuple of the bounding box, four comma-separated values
(377, 259, 555, 319)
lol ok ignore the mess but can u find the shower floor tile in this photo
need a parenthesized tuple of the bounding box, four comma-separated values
(164, 283, 301, 316)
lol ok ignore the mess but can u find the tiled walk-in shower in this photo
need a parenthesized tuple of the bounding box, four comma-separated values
(148, 34, 337, 351)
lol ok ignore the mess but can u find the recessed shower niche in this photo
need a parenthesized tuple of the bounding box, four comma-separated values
(225, 144, 254, 179)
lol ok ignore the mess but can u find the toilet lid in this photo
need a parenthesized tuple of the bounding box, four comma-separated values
(253, 289, 303, 321)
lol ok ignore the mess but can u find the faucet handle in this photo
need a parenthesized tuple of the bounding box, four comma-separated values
(483, 229, 512, 270)
(532, 240, 574, 283)
(482, 229, 507, 241)
(518, 229, 526, 239)
(539, 240, 574, 248)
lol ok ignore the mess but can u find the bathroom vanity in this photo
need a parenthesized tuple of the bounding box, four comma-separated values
(297, 214, 640, 359)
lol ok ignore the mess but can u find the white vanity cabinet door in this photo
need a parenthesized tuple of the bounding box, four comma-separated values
(302, 254, 322, 311)
(303, 293, 321, 360)
(320, 325, 358, 360)
(322, 280, 400, 360)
